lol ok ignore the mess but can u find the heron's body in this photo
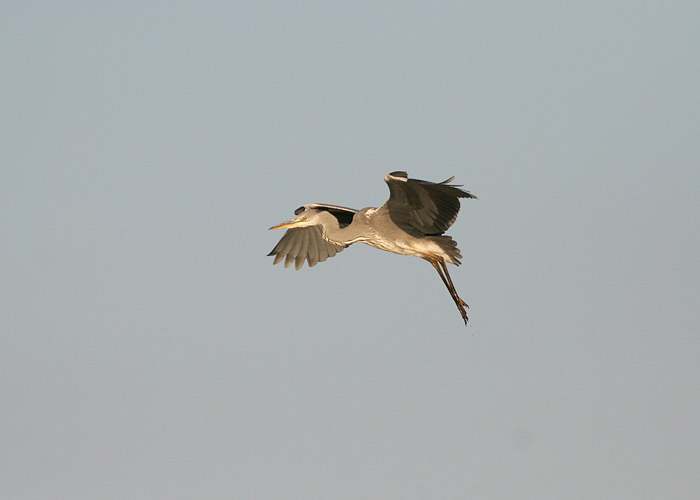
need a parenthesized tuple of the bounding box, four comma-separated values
(309, 206, 460, 264)
(268, 171, 476, 326)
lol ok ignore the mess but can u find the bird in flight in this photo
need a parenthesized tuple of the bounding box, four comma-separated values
(268, 171, 477, 326)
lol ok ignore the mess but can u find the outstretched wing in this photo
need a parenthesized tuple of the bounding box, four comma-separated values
(267, 225, 346, 270)
(383, 171, 476, 235)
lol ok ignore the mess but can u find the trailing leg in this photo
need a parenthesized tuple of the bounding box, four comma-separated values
(423, 256, 469, 326)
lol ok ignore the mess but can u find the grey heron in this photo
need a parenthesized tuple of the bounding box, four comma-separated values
(267, 171, 477, 326)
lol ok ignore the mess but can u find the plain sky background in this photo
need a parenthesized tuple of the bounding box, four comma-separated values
(3, 1, 699, 499)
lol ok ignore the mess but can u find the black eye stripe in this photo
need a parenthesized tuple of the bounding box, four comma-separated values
(292, 205, 355, 228)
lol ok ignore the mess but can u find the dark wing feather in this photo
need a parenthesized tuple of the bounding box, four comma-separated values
(383, 171, 476, 235)
(267, 225, 345, 270)
(306, 204, 357, 228)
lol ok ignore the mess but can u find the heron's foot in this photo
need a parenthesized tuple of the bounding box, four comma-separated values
(451, 296, 469, 326)
(457, 305, 469, 326)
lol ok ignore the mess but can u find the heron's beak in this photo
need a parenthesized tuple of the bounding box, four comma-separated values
(268, 218, 302, 230)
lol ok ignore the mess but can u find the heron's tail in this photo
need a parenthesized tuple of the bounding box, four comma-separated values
(427, 235, 462, 265)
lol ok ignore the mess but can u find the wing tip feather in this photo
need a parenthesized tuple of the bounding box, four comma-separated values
(386, 171, 408, 182)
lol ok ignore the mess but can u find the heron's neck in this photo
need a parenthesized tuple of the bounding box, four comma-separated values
(320, 211, 368, 246)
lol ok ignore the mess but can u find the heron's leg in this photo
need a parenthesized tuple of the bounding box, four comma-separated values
(423, 256, 469, 326)
(425, 257, 452, 296)
(424, 256, 466, 308)
(439, 260, 469, 309)
(437, 259, 469, 325)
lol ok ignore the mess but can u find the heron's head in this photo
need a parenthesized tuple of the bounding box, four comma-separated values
(268, 205, 323, 230)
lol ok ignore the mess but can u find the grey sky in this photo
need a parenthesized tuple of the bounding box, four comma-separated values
(2, 1, 699, 499)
